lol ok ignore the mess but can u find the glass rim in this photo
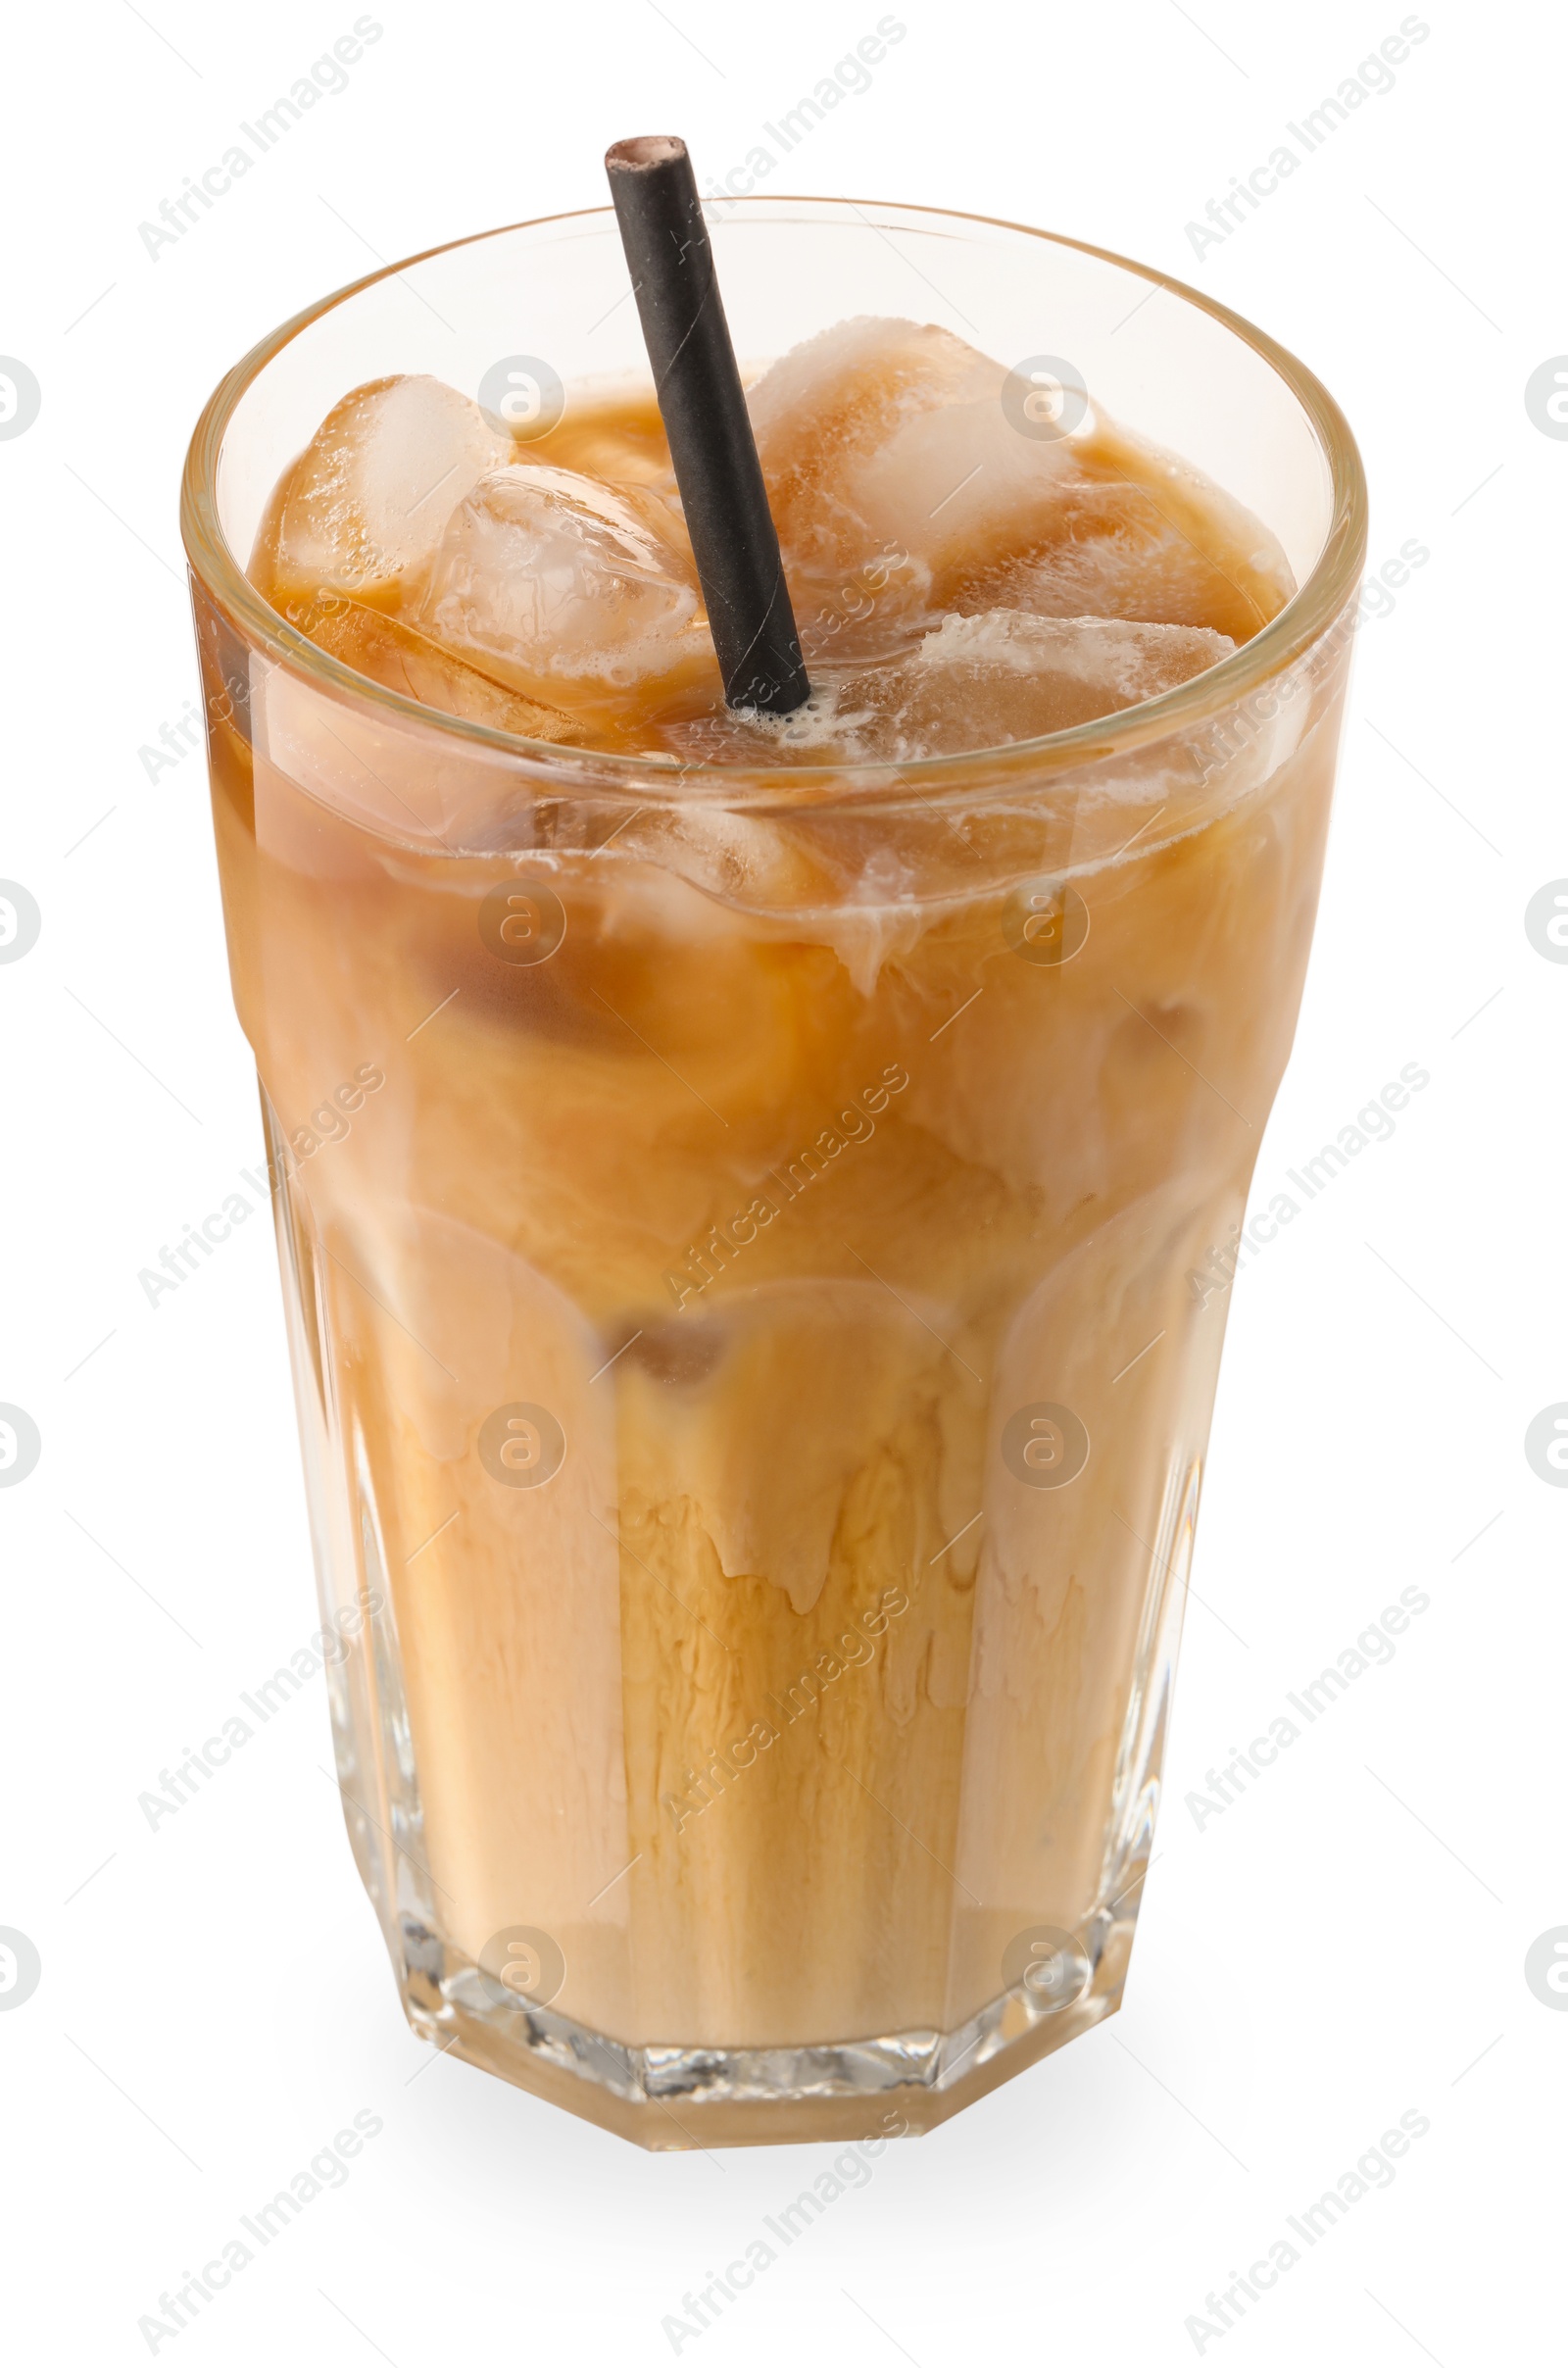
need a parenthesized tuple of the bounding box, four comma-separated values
(180, 194, 1368, 804)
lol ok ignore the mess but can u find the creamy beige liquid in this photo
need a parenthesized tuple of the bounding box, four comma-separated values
(207, 331, 1337, 2061)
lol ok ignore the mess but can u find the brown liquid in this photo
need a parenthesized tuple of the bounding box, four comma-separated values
(205, 356, 1338, 2059)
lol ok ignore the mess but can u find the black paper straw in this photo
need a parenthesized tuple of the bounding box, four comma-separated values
(605, 135, 809, 716)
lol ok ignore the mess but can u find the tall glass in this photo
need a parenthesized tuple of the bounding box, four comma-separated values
(181, 200, 1365, 2147)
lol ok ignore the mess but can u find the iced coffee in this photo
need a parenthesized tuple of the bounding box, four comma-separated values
(185, 211, 1362, 2146)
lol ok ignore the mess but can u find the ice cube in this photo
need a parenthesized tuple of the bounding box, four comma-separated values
(645, 611, 1234, 767)
(961, 491, 1241, 627)
(416, 464, 718, 720)
(623, 804, 832, 911)
(953, 440, 1297, 645)
(258, 375, 513, 613)
(748, 318, 1296, 652)
(286, 594, 583, 741)
(839, 611, 1235, 758)
(749, 317, 1088, 634)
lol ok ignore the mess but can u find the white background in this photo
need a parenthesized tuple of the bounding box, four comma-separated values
(3, 1, 1562, 2360)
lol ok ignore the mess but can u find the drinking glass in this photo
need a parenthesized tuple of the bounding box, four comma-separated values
(181, 197, 1366, 2146)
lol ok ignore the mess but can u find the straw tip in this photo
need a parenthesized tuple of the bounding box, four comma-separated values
(605, 135, 688, 174)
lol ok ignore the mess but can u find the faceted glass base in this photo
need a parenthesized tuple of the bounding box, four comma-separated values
(396, 1897, 1137, 2148)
